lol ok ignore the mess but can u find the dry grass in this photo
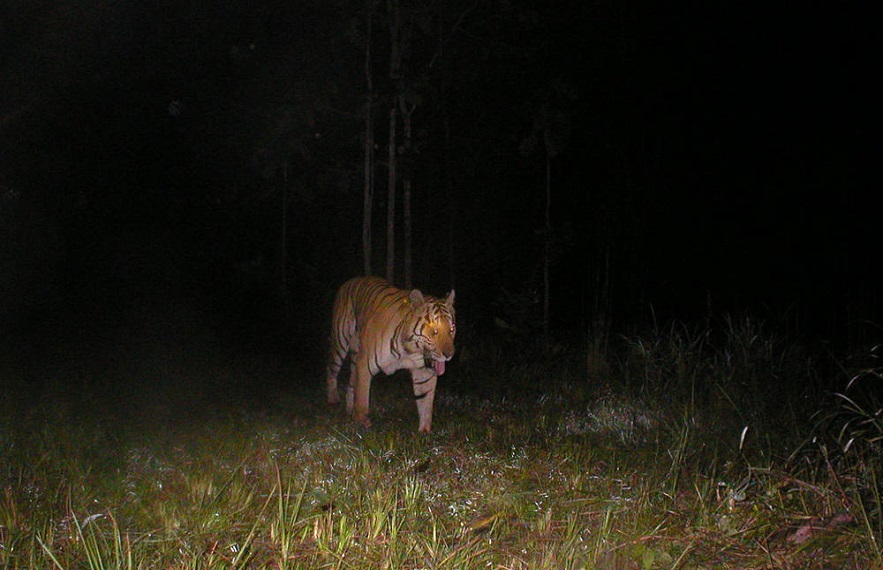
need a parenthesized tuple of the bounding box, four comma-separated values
(1, 318, 880, 569)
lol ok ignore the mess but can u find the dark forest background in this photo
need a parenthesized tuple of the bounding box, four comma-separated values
(1, 0, 878, 370)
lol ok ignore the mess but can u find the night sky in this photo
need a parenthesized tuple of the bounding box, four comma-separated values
(1, 0, 879, 361)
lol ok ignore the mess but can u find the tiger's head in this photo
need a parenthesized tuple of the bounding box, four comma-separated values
(409, 288, 456, 376)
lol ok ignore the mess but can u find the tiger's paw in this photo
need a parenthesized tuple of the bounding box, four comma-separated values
(327, 386, 341, 405)
(354, 414, 372, 429)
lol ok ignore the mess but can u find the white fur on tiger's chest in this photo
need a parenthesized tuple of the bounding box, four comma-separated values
(379, 350, 425, 375)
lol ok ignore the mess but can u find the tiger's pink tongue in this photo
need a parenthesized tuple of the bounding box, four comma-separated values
(434, 360, 446, 376)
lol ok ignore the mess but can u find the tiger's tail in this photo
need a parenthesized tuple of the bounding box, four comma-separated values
(326, 285, 355, 405)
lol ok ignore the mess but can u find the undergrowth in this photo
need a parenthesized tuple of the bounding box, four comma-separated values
(1, 316, 880, 568)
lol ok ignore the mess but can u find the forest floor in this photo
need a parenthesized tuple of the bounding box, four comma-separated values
(1, 318, 880, 569)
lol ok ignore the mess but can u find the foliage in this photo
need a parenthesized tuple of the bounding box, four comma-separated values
(786, 346, 883, 561)
(619, 314, 817, 453)
(1, 317, 879, 568)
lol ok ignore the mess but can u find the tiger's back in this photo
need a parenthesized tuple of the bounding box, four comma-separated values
(325, 276, 456, 432)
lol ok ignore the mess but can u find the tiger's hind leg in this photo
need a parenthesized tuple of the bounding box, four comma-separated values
(348, 356, 372, 428)
(411, 368, 438, 433)
(326, 310, 357, 406)
(326, 337, 350, 406)
(326, 352, 345, 405)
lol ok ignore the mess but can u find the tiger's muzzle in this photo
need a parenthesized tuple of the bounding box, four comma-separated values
(426, 347, 455, 376)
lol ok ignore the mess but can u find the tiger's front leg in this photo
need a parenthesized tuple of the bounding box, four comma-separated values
(348, 356, 373, 428)
(411, 367, 438, 433)
(327, 376, 341, 405)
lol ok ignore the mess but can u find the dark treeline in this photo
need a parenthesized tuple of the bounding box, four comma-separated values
(1, 0, 877, 356)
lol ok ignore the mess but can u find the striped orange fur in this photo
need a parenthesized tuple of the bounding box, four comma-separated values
(326, 276, 456, 432)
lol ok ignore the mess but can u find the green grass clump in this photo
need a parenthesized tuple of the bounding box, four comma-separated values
(1, 316, 880, 568)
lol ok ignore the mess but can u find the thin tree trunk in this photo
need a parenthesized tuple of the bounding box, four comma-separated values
(362, 0, 374, 276)
(401, 94, 413, 289)
(279, 161, 288, 287)
(385, 0, 402, 284)
(403, 175, 412, 288)
(385, 105, 397, 283)
(278, 160, 290, 318)
(543, 152, 551, 342)
(441, 74, 456, 290)
(281, 160, 288, 287)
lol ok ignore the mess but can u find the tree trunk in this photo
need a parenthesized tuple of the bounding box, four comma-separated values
(280, 160, 288, 287)
(543, 152, 551, 343)
(278, 160, 290, 318)
(403, 176, 412, 288)
(385, 105, 397, 283)
(401, 94, 413, 289)
(441, 76, 456, 290)
(362, 0, 374, 276)
(385, 0, 402, 284)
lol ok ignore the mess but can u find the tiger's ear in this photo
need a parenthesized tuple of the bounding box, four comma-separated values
(446, 290, 455, 307)
(409, 288, 426, 310)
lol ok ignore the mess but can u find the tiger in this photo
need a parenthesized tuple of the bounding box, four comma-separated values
(325, 276, 456, 432)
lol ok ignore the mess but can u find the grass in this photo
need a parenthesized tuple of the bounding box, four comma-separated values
(1, 316, 881, 568)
